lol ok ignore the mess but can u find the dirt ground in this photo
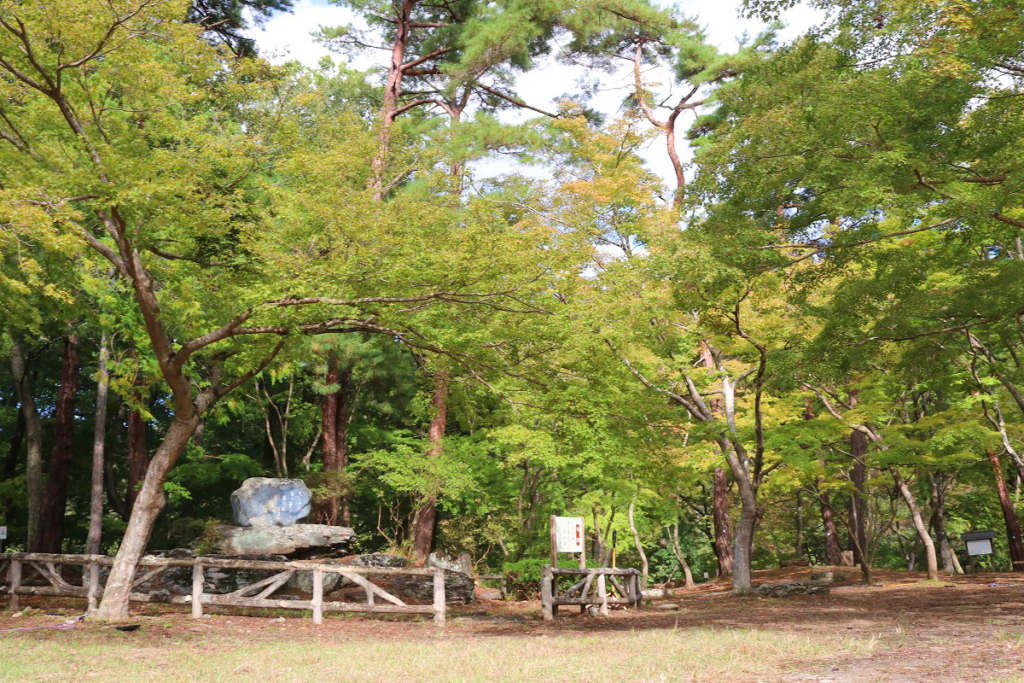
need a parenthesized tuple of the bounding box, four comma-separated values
(2, 566, 1023, 682)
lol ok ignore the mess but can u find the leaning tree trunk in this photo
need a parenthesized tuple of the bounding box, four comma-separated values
(86, 336, 110, 555)
(91, 415, 199, 619)
(628, 499, 649, 589)
(37, 334, 81, 553)
(890, 468, 939, 581)
(410, 372, 448, 565)
(712, 466, 734, 576)
(10, 340, 44, 551)
(988, 449, 1024, 571)
(669, 524, 695, 589)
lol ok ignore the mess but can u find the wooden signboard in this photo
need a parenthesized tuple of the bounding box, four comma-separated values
(549, 515, 586, 570)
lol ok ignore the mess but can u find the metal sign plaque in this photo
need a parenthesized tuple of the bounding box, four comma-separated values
(554, 516, 584, 553)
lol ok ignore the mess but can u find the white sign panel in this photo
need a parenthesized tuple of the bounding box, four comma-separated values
(966, 539, 993, 556)
(0, 526, 6, 540)
(554, 516, 584, 553)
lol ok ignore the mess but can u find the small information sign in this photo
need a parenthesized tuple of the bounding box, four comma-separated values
(554, 516, 584, 553)
(0, 526, 6, 540)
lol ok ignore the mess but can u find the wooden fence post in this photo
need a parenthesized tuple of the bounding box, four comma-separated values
(432, 567, 446, 626)
(540, 565, 554, 621)
(8, 559, 21, 611)
(191, 560, 204, 619)
(87, 560, 100, 613)
(597, 573, 608, 616)
(312, 569, 323, 625)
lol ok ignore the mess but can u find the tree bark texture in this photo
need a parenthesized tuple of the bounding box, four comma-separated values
(989, 449, 1024, 571)
(712, 466, 733, 576)
(86, 336, 110, 555)
(37, 334, 81, 553)
(316, 359, 351, 526)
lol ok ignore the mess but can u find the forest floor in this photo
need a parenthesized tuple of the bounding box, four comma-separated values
(1, 566, 1022, 682)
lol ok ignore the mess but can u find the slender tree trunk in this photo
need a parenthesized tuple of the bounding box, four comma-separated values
(669, 524, 696, 589)
(818, 479, 843, 566)
(10, 340, 44, 551)
(91, 416, 199, 619)
(86, 336, 110, 555)
(411, 372, 448, 564)
(890, 468, 939, 581)
(989, 449, 1024, 571)
(929, 473, 959, 574)
(628, 499, 648, 589)
(37, 334, 81, 553)
(849, 430, 868, 565)
(712, 466, 733, 576)
(795, 489, 804, 557)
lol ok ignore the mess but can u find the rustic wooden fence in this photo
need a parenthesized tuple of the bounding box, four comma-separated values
(0, 552, 446, 625)
(540, 565, 641, 621)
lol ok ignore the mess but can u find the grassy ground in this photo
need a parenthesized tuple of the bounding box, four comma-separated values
(0, 623, 876, 683)
(2, 567, 1023, 682)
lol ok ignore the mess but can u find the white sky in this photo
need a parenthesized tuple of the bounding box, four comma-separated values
(247, 0, 821, 186)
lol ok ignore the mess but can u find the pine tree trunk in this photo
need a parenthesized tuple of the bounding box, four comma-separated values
(37, 334, 81, 553)
(891, 468, 939, 581)
(370, 0, 415, 199)
(411, 372, 447, 564)
(316, 360, 351, 526)
(988, 449, 1024, 571)
(86, 336, 110, 555)
(712, 466, 733, 576)
(10, 340, 44, 551)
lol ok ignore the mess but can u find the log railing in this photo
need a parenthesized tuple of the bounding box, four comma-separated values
(0, 553, 446, 625)
(540, 566, 641, 621)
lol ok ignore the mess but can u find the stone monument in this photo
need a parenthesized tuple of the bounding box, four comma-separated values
(205, 477, 355, 557)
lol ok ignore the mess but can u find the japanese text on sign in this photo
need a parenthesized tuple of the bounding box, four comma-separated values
(554, 517, 584, 553)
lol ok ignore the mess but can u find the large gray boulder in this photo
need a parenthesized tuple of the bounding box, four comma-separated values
(231, 477, 311, 527)
(209, 524, 355, 556)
